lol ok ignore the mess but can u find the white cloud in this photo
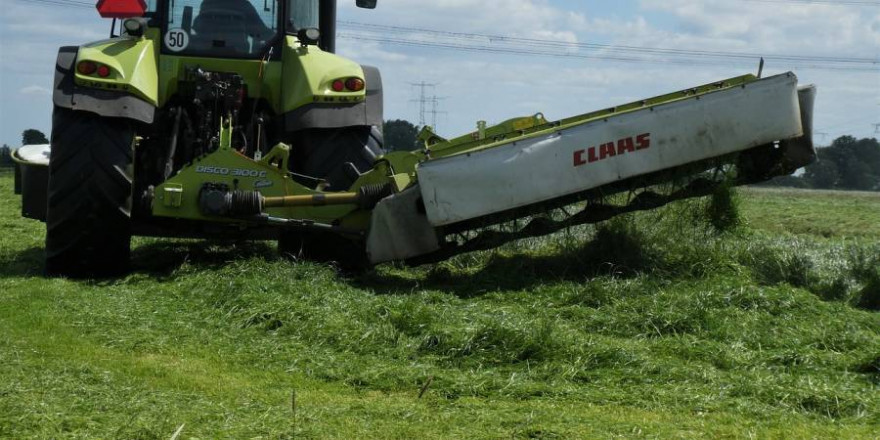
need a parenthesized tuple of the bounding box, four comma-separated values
(638, 0, 880, 57)
(338, 0, 878, 141)
(19, 85, 50, 96)
(342, 0, 586, 42)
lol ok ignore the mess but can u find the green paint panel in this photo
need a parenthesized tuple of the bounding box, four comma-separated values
(153, 145, 359, 225)
(281, 37, 367, 113)
(75, 36, 160, 105)
(152, 121, 399, 231)
(156, 37, 365, 112)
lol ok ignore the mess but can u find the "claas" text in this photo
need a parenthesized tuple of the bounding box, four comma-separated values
(573, 133, 651, 167)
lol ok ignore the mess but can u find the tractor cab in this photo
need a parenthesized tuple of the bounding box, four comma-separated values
(101, 0, 375, 55)
(162, 0, 302, 58)
(181, 0, 281, 57)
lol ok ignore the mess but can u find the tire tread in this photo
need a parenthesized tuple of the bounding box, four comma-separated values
(46, 108, 134, 278)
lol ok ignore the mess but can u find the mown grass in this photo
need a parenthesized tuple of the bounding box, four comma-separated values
(1, 168, 878, 439)
(740, 187, 880, 238)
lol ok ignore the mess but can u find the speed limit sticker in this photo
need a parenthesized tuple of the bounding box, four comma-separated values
(164, 28, 190, 52)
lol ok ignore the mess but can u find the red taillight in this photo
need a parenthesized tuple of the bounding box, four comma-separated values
(97, 65, 111, 78)
(345, 77, 365, 92)
(331, 79, 345, 92)
(77, 61, 97, 75)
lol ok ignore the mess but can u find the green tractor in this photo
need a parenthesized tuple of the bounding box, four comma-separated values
(43, 0, 387, 276)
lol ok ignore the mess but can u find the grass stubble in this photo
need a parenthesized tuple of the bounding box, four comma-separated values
(0, 169, 878, 439)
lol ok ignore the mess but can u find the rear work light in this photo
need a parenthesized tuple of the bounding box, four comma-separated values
(77, 61, 97, 75)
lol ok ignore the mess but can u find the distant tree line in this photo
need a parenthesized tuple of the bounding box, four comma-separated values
(760, 135, 880, 191)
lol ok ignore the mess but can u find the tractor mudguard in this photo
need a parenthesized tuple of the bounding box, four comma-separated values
(53, 46, 156, 124)
(282, 65, 383, 132)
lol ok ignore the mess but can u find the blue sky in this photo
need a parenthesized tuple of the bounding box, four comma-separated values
(1, 0, 878, 148)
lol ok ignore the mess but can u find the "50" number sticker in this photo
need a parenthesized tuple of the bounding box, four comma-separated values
(164, 28, 190, 52)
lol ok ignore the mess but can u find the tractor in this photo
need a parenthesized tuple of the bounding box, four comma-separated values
(13, 0, 818, 277)
(36, 0, 386, 276)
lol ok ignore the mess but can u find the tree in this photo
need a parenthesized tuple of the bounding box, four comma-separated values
(756, 135, 880, 191)
(827, 136, 880, 191)
(803, 151, 840, 189)
(383, 119, 419, 152)
(852, 137, 880, 177)
(0, 144, 13, 167)
(22, 129, 48, 146)
(800, 136, 880, 191)
(840, 156, 874, 190)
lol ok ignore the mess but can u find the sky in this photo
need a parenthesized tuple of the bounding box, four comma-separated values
(0, 0, 878, 148)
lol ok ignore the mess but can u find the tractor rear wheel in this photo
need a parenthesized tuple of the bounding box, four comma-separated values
(45, 108, 134, 278)
(290, 125, 384, 191)
(280, 125, 384, 270)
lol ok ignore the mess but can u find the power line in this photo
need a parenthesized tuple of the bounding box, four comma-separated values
(22, 0, 880, 11)
(17, 0, 880, 72)
(25, 0, 94, 8)
(340, 33, 878, 72)
(339, 21, 878, 68)
(25, 0, 880, 8)
(741, 0, 880, 5)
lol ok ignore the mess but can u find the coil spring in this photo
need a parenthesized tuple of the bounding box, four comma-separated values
(357, 183, 395, 210)
(228, 190, 263, 216)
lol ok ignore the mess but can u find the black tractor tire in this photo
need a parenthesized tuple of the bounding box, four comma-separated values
(280, 125, 384, 270)
(45, 108, 135, 278)
(289, 125, 384, 191)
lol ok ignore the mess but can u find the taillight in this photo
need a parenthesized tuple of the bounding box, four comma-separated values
(77, 61, 97, 75)
(76, 61, 111, 78)
(96, 65, 111, 78)
(345, 77, 365, 92)
(331, 78, 365, 92)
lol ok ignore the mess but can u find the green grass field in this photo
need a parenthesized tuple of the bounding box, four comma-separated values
(1, 168, 878, 439)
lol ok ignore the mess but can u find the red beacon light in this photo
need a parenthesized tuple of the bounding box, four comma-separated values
(95, 0, 147, 18)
